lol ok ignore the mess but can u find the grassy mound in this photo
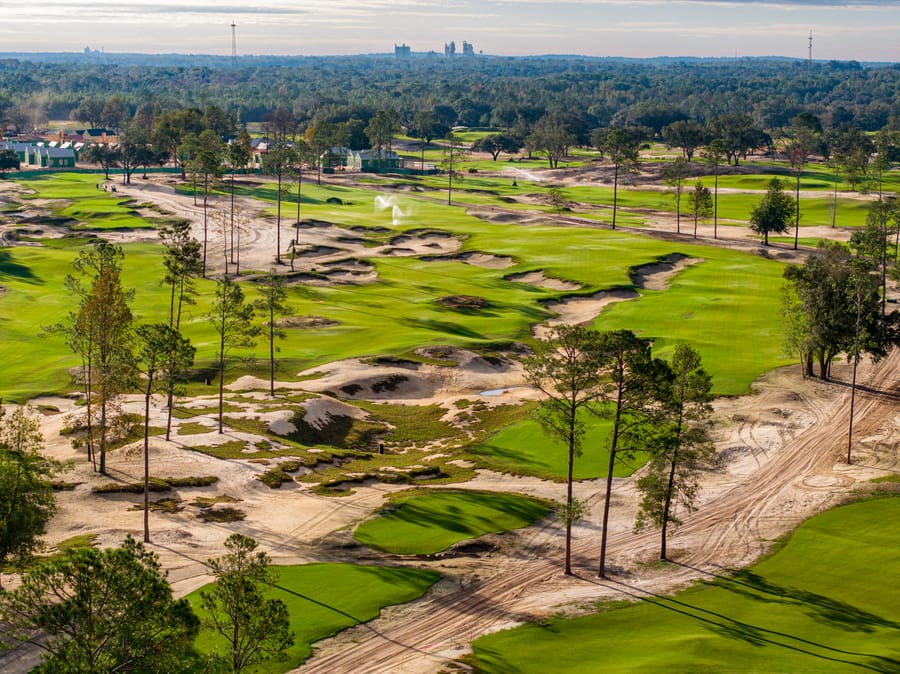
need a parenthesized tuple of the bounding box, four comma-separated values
(354, 489, 551, 555)
(186, 563, 440, 670)
(471, 497, 900, 672)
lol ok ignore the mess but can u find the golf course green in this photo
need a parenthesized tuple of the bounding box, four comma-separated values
(186, 562, 440, 670)
(470, 497, 900, 672)
(354, 489, 551, 555)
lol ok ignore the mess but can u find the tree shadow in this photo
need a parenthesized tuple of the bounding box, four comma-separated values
(721, 569, 900, 634)
(674, 563, 899, 633)
(269, 568, 535, 667)
(468, 442, 555, 474)
(624, 579, 895, 670)
(589, 564, 900, 673)
(399, 317, 485, 340)
(382, 491, 549, 539)
(0, 249, 42, 285)
(828, 377, 900, 401)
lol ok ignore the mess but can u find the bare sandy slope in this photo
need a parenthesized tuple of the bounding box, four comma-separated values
(2, 348, 896, 674)
(296, 352, 900, 674)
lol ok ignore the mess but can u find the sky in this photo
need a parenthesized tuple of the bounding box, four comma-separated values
(0, 0, 898, 62)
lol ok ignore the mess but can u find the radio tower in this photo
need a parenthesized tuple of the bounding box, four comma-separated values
(231, 22, 237, 68)
(807, 30, 813, 77)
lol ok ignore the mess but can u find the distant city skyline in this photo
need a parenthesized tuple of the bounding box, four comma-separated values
(1, 0, 898, 62)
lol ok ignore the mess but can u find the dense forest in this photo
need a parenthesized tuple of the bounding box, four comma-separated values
(1, 54, 898, 135)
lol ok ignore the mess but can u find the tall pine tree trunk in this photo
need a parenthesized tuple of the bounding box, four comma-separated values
(599, 382, 623, 578)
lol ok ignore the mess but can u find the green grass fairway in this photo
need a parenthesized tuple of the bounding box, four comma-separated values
(590, 244, 790, 395)
(17, 173, 160, 230)
(471, 497, 900, 673)
(186, 563, 440, 670)
(354, 489, 551, 554)
(469, 416, 647, 481)
(0, 243, 222, 401)
(2, 171, 794, 401)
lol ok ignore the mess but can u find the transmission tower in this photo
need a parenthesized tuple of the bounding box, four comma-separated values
(231, 22, 237, 68)
(808, 30, 813, 77)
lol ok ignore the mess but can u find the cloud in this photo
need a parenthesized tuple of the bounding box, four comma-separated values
(502, 0, 899, 5)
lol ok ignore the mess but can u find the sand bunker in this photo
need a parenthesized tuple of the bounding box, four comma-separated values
(302, 396, 370, 428)
(508, 270, 581, 291)
(535, 288, 639, 339)
(384, 232, 462, 257)
(460, 252, 515, 269)
(631, 253, 703, 290)
(275, 315, 339, 329)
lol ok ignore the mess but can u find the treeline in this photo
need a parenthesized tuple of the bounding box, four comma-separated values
(2, 55, 899, 136)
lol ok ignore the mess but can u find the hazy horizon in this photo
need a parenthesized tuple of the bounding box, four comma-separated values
(1, 1, 898, 63)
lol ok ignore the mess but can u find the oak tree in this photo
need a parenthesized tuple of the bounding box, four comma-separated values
(750, 178, 795, 246)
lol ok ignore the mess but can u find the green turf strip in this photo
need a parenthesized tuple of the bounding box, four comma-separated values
(469, 416, 647, 481)
(186, 562, 440, 670)
(354, 489, 551, 554)
(471, 497, 900, 673)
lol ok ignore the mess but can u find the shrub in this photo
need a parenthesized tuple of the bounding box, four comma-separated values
(198, 507, 246, 522)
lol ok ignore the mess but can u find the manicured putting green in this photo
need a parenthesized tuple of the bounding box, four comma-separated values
(186, 562, 440, 670)
(471, 497, 900, 673)
(354, 489, 551, 555)
(469, 416, 647, 481)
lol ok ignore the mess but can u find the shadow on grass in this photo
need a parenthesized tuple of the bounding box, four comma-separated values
(678, 563, 900, 634)
(226, 184, 327, 205)
(399, 317, 485, 340)
(400, 493, 545, 532)
(270, 567, 535, 667)
(0, 249, 42, 284)
(468, 442, 555, 474)
(592, 573, 900, 673)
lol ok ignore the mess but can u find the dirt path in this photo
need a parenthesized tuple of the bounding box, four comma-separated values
(296, 351, 900, 673)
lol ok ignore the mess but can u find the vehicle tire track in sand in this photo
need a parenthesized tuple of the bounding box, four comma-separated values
(297, 350, 900, 674)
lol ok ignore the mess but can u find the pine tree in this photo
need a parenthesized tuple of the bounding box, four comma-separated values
(207, 277, 258, 433)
